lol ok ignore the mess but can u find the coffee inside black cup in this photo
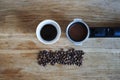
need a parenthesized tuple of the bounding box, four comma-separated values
(40, 24, 57, 41)
(68, 22, 88, 42)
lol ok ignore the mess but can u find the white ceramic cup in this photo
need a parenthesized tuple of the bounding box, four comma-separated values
(66, 18, 90, 46)
(36, 19, 61, 44)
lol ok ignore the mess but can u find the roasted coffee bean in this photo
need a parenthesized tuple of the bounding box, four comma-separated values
(37, 48, 85, 66)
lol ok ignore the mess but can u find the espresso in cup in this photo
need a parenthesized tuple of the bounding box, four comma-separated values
(40, 24, 57, 41)
(36, 20, 61, 44)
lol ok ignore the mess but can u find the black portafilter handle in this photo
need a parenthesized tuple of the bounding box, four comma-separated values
(89, 27, 120, 38)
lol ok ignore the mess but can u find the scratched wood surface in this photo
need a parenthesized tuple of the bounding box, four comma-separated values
(0, 0, 120, 80)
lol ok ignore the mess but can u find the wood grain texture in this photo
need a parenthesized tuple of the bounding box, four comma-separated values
(0, 0, 120, 80)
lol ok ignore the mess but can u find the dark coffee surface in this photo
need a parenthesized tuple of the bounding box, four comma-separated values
(40, 24, 57, 41)
(68, 22, 88, 42)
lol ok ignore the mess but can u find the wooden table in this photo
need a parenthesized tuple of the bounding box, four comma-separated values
(0, 0, 120, 80)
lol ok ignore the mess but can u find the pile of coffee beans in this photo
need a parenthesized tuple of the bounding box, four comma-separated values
(37, 48, 85, 66)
